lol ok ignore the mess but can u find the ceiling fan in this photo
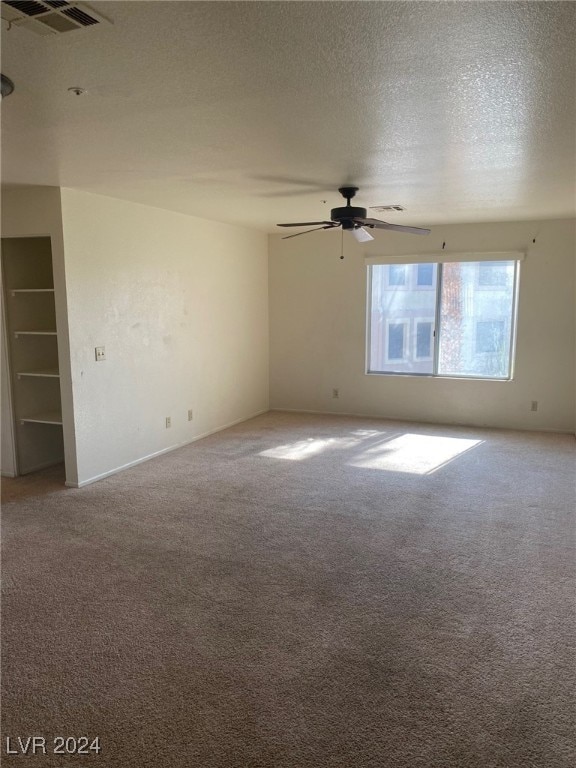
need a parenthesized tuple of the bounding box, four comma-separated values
(277, 186, 431, 241)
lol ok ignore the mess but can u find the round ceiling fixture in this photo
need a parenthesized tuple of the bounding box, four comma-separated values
(1, 74, 15, 99)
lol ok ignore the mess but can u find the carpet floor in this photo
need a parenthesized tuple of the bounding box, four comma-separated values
(1, 411, 575, 767)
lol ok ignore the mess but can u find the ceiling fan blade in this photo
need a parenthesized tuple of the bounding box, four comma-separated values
(281, 225, 339, 240)
(360, 218, 431, 235)
(277, 221, 334, 227)
(350, 227, 374, 243)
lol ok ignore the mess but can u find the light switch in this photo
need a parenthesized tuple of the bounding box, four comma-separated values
(95, 346, 106, 361)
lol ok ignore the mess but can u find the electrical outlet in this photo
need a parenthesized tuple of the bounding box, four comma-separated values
(188, 409, 193, 421)
(165, 416, 171, 428)
(531, 401, 538, 412)
(332, 388, 339, 399)
(95, 346, 106, 361)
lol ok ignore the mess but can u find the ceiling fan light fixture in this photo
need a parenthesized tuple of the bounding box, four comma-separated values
(351, 227, 374, 243)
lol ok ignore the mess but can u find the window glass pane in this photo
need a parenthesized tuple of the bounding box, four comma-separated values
(478, 262, 508, 286)
(416, 321, 433, 358)
(476, 320, 505, 353)
(388, 323, 405, 360)
(369, 265, 436, 374)
(438, 261, 515, 378)
(388, 265, 406, 286)
(417, 264, 434, 286)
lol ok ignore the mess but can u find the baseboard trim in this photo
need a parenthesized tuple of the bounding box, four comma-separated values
(270, 408, 576, 435)
(1, 470, 17, 478)
(67, 409, 269, 488)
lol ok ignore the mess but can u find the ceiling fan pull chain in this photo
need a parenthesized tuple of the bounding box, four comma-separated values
(340, 229, 344, 260)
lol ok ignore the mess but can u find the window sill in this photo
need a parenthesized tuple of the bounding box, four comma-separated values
(365, 371, 513, 382)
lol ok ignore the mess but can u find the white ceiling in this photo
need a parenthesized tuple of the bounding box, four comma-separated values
(1, 1, 575, 233)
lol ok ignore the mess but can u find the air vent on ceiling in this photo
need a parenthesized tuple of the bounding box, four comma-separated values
(4, 0, 49, 16)
(370, 205, 406, 213)
(1, 0, 110, 34)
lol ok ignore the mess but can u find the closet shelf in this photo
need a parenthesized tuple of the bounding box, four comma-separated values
(14, 330, 57, 337)
(17, 369, 60, 379)
(11, 288, 55, 295)
(20, 411, 63, 426)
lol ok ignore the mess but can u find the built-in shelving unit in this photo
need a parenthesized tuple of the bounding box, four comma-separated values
(1, 237, 64, 475)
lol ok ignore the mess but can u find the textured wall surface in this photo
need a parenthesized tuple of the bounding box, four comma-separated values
(60, 189, 269, 485)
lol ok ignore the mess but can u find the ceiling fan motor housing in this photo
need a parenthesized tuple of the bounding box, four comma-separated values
(332, 186, 366, 226)
(331, 206, 368, 226)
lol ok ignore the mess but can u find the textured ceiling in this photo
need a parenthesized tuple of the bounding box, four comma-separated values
(1, 1, 575, 232)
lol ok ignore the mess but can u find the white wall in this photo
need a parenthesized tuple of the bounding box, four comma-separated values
(1, 187, 78, 483)
(269, 219, 575, 432)
(59, 189, 268, 486)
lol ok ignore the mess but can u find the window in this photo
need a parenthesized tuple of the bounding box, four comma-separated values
(475, 320, 505, 354)
(478, 261, 508, 287)
(386, 321, 408, 362)
(415, 321, 433, 359)
(388, 265, 407, 286)
(368, 260, 518, 379)
(370, 266, 437, 374)
(417, 264, 434, 286)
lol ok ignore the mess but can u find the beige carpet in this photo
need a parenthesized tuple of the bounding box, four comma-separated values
(2, 411, 575, 767)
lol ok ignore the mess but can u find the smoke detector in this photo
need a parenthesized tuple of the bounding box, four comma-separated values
(1, 1, 111, 36)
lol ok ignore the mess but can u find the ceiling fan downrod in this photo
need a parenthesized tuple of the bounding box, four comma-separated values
(338, 186, 358, 205)
(332, 186, 367, 224)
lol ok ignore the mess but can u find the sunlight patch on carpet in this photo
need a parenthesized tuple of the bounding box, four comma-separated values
(259, 436, 356, 460)
(349, 433, 482, 474)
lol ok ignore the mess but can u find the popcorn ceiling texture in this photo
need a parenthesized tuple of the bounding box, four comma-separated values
(2, 2, 575, 229)
(2, 411, 575, 767)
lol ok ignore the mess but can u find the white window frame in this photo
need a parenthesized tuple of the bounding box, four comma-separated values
(365, 253, 522, 380)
